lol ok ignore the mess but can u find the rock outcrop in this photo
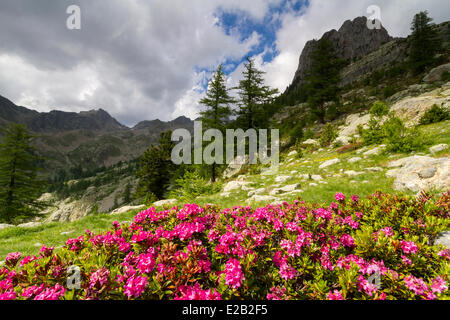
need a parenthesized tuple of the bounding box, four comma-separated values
(45, 199, 93, 223)
(386, 156, 449, 192)
(110, 204, 146, 215)
(290, 16, 393, 90)
(423, 63, 450, 83)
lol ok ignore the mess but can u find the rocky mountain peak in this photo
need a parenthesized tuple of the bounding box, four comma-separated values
(289, 16, 393, 90)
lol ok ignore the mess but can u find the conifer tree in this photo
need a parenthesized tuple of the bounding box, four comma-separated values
(135, 131, 174, 201)
(409, 11, 440, 74)
(0, 123, 46, 223)
(304, 38, 345, 123)
(199, 64, 234, 182)
(235, 57, 278, 130)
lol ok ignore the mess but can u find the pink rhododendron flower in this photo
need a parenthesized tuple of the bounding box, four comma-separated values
(335, 193, 345, 202)
(327, 290, 344, 300)
(0, 291, 16, 300)
(404, 275, 429, 296)
(344, 216, 359, 229)
(39, 245, 54, 257)
(175, 283, 221, 300)
(224, 258, 245, 289)
(315, 208, 333, 220)
(5, 252, 22, 266)
(22, 284, 45, 299)
(124, 275, 148, 299)
(401, 255, 412, 265)
(34, 284, 65, 300)
(340, 234, 355, 247)
(279, 261, 297, 280)
(89, 268, 110, 289)
(267, 286, 287, 300)
(19, 255, 37, 266)
(137, 253, 156, 274)
(438, 249, 450, 260)
(430, 276, 447, 294)
(357, 275, 378, 296)
(351, 195, 359, 203)
(401, 241, 418, 254)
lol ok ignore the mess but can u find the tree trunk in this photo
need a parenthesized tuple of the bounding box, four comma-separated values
(211, 162, 216, 183)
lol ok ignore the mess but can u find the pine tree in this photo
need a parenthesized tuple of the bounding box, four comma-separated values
(199, 64, 234, 182)
(123, 182, 132, 204)
(0, 123, 46, 223)
(304, 38, 345, 123)
(135, 131, 174, 200)
(235, 57, 279, 130)
(409, 11, 440, 74)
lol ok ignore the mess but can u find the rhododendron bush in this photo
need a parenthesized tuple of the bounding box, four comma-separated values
(1, 191, 449, 300)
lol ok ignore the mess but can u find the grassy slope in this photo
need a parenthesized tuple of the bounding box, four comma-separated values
(1, 120, 449, 260)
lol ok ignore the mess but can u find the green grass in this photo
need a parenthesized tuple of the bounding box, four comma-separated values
(1, 120, 448, 261)
(0, 210, 141, 260)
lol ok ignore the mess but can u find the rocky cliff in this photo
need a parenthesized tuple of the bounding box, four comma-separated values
(290, 16, 393, 90)
(290, 17, 450, 91)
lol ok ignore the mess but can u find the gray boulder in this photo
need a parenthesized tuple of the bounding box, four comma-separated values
(423, 63, 450, 83)
(386, 156, 449, 192)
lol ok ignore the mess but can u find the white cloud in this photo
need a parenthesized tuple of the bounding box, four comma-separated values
(0, 0, 448, 126)
(258, 0, 450, 93)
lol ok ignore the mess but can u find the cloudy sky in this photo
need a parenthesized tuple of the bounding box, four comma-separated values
(0, 0, 449, 126)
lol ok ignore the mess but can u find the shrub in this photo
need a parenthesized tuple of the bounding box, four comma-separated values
(419, 104, 450, 125)
(289, 123, 304, 146)
(358, 118, 385, 146)
(369, 101, 389, 118)
(441, 71, 450, 82)
(0, 192, 449, 300)
(170, 171, 220, 201)
(336, 142, 363, 154)
(294, 139, 304, 159)
(383, 116, 429, 153)
(319, 123, 338, 147)
(304, 128, 315, 140)
(383, 86, 396, 99)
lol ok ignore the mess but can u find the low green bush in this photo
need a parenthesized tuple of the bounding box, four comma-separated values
(419, 104, 450, 125)
(319, 123, 338, 147)
(170, 170, 220, 201)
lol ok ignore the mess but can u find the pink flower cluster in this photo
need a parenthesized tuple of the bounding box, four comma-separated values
(1, 191, 448, 300)
(224, 258, 245, 289)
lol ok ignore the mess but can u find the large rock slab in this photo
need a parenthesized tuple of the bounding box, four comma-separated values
(223, 180, 250, 192)
(363, 145, 385, 156)
(275, 175, 292, 183)
(435, 231, 450, 249)
(269, 184, 301, 195)
(430, 144, 448, 154)
(386, 156, 449, 192)
(338, 113, 371, 138)
(248, 188, 266, 197)
(246, 195, 276, 204)
(0, 224, 14, 231)
(111, 204, 146, 215)
(46, 199, 93, 223)
(17, 222, 43, 228)
(390, 84, 450, 125)
(423, 63, 450, 83)
(153, 199, 177, 207)
(348, 157, 362, 163)
(223, 155, 254, 179)
(319, 158, 340, 169)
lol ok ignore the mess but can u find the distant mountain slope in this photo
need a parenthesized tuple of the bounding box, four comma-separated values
(0, 95, 194, 175)
(0, 95, 126, 132)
